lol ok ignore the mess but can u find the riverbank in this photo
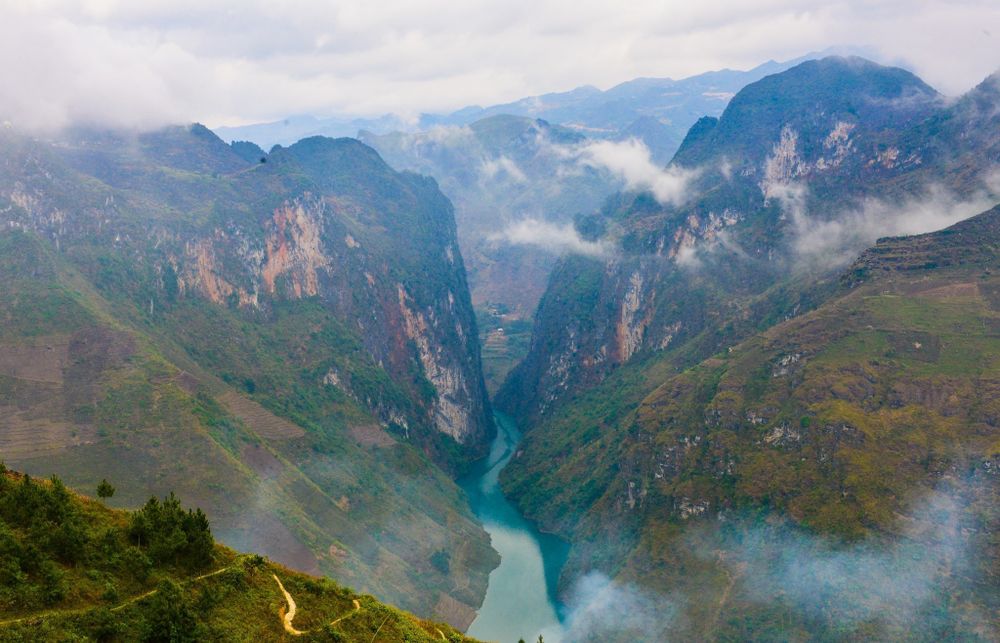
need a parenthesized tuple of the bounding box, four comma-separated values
(460, 413, 569, 642)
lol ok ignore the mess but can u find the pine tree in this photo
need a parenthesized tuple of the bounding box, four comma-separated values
(97, 479, 115, 502)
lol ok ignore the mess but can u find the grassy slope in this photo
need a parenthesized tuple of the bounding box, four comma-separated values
(0, 226, 496, 626)
(0, 470, 476, 643)
(501, 209, 1000, 640)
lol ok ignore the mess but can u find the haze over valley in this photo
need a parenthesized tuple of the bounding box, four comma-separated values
(0, 2, 999, 641)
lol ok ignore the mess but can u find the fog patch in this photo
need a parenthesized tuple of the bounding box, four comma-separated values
(684, 483, 994, 638)
(489, 219, 611, 258)
(576, 138, 698, 206)
(561, 572, 675, 642)
(397, 124, 476, 155)
(772, 178, 1000, 271)
(480, 155, 527, 183)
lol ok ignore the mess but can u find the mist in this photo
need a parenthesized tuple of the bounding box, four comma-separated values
(489, 218, 612, 258)
(772, 177, 1000, 271)
(561, 572, 677, 642)
(572, 138, 698, 206)
(480, 155, 528, 184)
(546, 479, 994, 642)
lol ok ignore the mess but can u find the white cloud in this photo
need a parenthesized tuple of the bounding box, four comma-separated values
(480, 155, 528, 183)
(576, 138, 698, 205)
(0, 1, 998, 130)
(489, 218, 610, 257)
(562, 572, 675, 641)
(776, 176, 1000, 271)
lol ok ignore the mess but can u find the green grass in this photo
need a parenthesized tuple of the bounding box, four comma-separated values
(0, 470, 477, 642)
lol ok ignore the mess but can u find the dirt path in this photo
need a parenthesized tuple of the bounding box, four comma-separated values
(272, 575, 362, 636)
(708, 552, 745, 635)
(328, 599, 361, 627)
(273, 574, 306, 636)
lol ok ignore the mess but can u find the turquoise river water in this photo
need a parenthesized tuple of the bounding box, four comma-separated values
(459, 412, 569, 643)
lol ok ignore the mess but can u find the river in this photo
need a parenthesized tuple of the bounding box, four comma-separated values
(460, 412, 569, 643)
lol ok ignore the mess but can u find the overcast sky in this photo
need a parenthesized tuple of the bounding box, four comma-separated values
(1, 0, 998, 131)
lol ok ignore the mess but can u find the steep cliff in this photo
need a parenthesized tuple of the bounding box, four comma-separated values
(495, 57, 1000, 640)
(0, 125, 496, 626)
(498, 56, 998, 428)
(503, 205, 1000, 641)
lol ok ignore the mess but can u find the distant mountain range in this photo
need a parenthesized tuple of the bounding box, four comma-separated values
(214, 52, 843, 162)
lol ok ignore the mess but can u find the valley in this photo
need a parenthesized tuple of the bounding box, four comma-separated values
(1, 33, 999, 642)
(458, 413, 568, 643)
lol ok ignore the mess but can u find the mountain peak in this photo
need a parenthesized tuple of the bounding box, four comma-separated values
(674, 56, 940, 164)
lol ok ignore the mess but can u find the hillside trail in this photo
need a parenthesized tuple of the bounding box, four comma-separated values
(272, 574, 362, 636)
(708, 552, 746, 635)
(273, 574, 306, 636)
(0, 566, 230, 628)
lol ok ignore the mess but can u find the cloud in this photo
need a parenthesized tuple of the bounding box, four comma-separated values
(0, 10, 203, 131)
(1, 2, 999, 130)
(688, 483, 995, 638)
(417, 124, 476, 147)
(576, 138, 699, 206)
(480, 155, 528, 183)
(561, 572, 676, 642)
(489, 218, 611, 257)
(771, 177, 1000, 271)
(549, 479, 994, 641)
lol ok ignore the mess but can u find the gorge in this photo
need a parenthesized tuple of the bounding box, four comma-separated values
(1, 48, 998, 642)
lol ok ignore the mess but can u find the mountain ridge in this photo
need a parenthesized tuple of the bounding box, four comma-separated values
(0, 123, 498, 628)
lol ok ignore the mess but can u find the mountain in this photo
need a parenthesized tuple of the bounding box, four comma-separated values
(214, 54, 824, 170)
(359, 115, 621, 391)
(0, 467, 478, 641)
(495, 57, 1000, 640)
(509, 207, 1000, 640)
(0, 124, 497, 627)
(213, 113, 414, 152)
(214, 55, 834, 396)
(417, 55, 823, 163)
(498, 56, 991, 426)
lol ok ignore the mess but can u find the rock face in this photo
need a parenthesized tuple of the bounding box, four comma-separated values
(498, 56, 997, 428)
(2, 130, 493, 463)
(495, 58, 1000, 640)
(360, 115, 619, 319)
(0, 125, 496, 625)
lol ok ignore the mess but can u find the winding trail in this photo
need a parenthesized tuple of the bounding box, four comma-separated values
(273, 574, 306, 636)
(272, 575, 362, 636)
(708, 552, 745, 635)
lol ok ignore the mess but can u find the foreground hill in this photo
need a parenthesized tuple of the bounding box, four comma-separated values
(0, 125, 497, 626)
(0, 468, 476, 642)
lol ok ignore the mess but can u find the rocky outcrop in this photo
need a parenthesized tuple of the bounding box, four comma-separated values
(0, 129, 493, 466)
(499, 56, 999, 430)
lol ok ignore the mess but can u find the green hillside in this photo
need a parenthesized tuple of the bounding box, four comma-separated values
(0, 125, 498, 627)
(0, 468, 477, 642)
(501, 206, 1000, 640)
